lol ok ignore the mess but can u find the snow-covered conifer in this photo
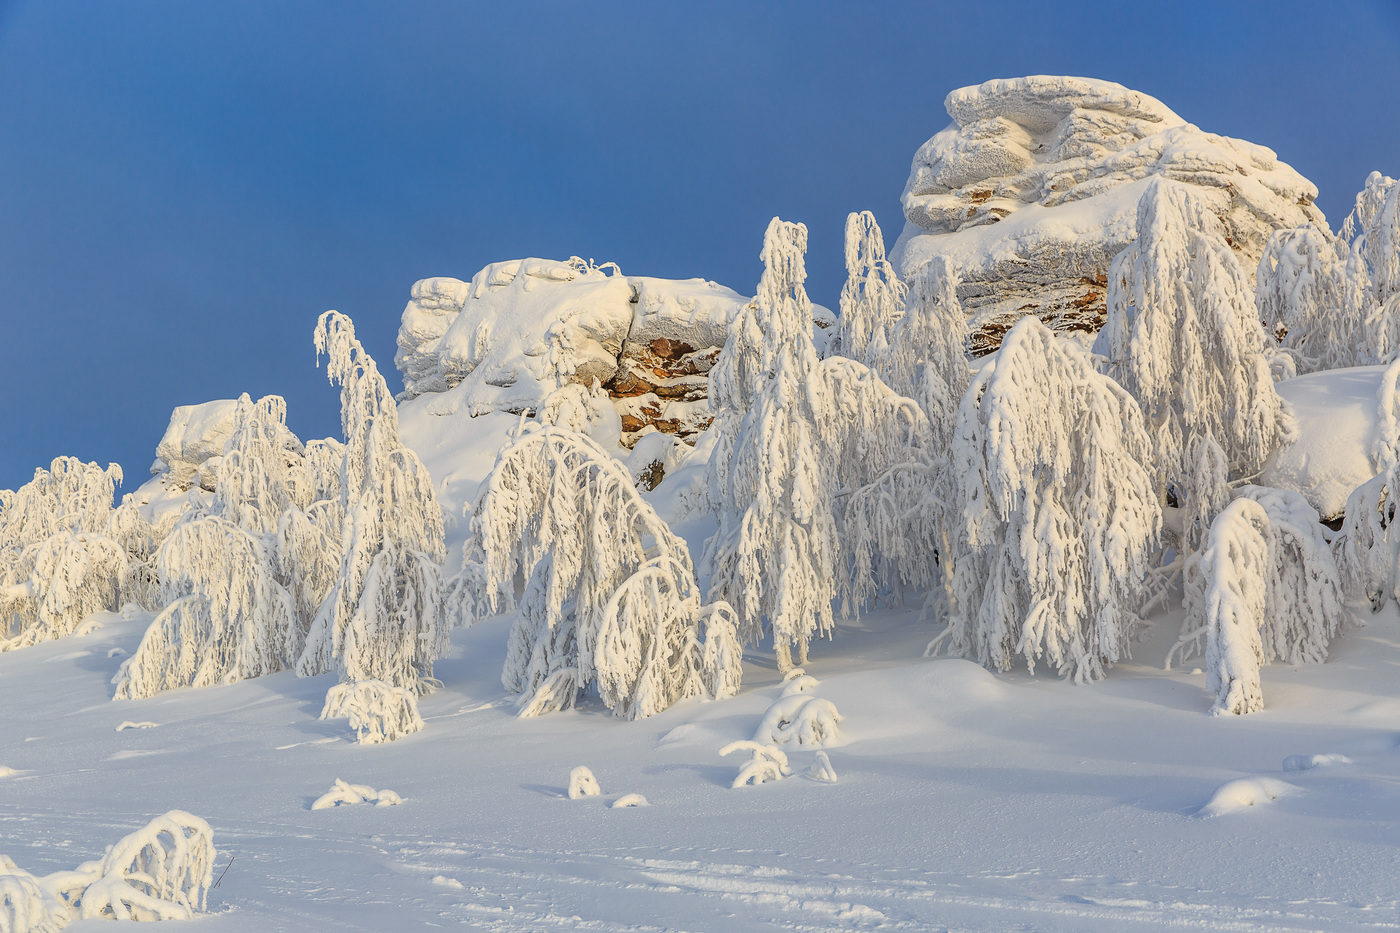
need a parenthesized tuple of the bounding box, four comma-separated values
(467, 425, 740, 718)
(1234, 486, 1345, 665)
(833, 210, 905, 366)
(0, 458, 132, 651)
(945, 317, 1160, 682)
(1097, 179, 1293, 525)
(0, 531, 126, 650)
(212, 394, 306, 534)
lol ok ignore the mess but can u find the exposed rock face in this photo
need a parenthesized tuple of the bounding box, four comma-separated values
(891, 75, 1328, 354)
(396, 259, 823, 445)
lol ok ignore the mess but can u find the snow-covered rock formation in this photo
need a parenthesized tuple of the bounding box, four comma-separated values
(395, 257, 831, 445)
(892, 75, 1326, 353)
(147, 399, 302, 492)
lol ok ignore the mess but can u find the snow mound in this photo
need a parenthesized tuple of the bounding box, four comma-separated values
(1282, 753, 1352, 772)
(1261, 366, 1386, 520)
(311, 778, 403, 810)
(892, 75, 1325, 353)
(1196, 777, 1297, 817)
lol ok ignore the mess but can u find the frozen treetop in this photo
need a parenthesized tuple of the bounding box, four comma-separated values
(892, 75, 1326, 353)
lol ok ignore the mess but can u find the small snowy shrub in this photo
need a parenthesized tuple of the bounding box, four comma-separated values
(0, 866, 68, 933)
(75, 810, 216, 922)
(567, 766, 601, 799)
(754, 694, 843, 747)
(946, 317, 1160, 682)
(320, 680, 424, 745)
(466, 425, 740, 719)
(311, 778, 402, 810)
(720, 741, 792, 788)
(808, 751, 838, 784)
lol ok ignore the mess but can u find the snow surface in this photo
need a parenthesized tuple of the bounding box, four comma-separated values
(5, 399, 1400, 929)
(1262, 365, 1386, 520)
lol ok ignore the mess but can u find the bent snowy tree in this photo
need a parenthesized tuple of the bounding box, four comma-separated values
(943, 317, 1161, 682)
(1097, 178, 1293, 551)
(466, 425, 741, 719)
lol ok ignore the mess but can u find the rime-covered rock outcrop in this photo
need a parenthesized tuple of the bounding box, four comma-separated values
(147, 398, 301, 492)
(395, 258, 831, 444)
(891, 75, 1327, 353)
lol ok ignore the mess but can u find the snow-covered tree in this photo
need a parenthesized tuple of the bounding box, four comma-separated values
(1335, 355, 1400, 608)
(212, 393, 306, 534)
(1175, 486, 1345, 675)
(833, 210, 905, 366)
(1097, 179, 1293, 543)
(320, 680, 424, 744)
(1256, 224, 1356, 373)
(704, 218, 841, 670)
(0, 457, 129, 651)
(298, 311, 447, 704)
(466, 425, 740, 718)
(1193, 497, 1269, 716)
(943, 317, 1161, 682)
(113, 515, 296, 699)
(1337, 172, 1400, 362)
(837, 255, 972, 614)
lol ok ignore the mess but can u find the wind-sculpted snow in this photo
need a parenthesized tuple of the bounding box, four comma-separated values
(892, 75, 1325, 352)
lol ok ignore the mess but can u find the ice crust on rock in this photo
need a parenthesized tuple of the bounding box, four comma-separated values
(891, 75, 1326, 353)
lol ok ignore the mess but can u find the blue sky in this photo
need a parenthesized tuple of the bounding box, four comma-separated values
(1, 0, 1398, 492)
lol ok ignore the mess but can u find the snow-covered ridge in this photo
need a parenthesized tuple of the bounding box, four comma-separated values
(892, 75, 1325, 353)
